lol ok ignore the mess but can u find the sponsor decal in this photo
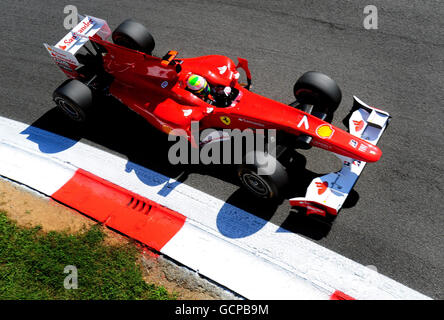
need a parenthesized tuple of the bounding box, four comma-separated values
(220, 116, 231, 125)
(307, 205, 324, 213)
(76, 18, 94, 34)
(217, 66, 228, 74)
(297, 115, 309, 130)
(45, 44, 80, 71)
(58, 18, 94, 50)
(59, 35, 77, 50)
(300, 204, 326, 216)
(349, 139, 358, 148)
(54, 59, 71, 71)
(316, 124, 334, 139)
(353, 119, 365, 132)
(315, 181, 329, 195)
(60, 33, 79, 49)
(345, 160, 362, 167)
(183, 109, 192, 117)
(358, 143, 368, 152)
(311, 140, 332, 150)
(161, 81, 168, 88)
(238, 118, 264, 127)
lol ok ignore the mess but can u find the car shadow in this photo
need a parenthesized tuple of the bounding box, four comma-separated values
(26, 95, 358, 240)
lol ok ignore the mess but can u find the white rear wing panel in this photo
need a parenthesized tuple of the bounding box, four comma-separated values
(43, 15, 111, 77)
(290, 96, 391, 216)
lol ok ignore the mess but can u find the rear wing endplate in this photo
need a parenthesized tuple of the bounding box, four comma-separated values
(43, 15, 111, 77)
(290, 96, 391, 216)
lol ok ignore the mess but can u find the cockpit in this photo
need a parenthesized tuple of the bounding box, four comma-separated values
(160, 50, 246, 108)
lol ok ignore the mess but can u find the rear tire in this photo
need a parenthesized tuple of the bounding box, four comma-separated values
(53, 79, 93, 122)
(237, 150, 289, 200)
(293, 71, 342, 120)
(112, 19, 155, 55)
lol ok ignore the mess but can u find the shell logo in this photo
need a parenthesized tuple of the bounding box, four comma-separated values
(316, 124, 334, 139)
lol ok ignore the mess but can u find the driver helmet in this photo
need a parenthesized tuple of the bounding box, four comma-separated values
(187, 74, 210, 95)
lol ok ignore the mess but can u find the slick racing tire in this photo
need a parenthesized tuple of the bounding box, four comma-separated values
(53, 79, 93, 122)
(237, 150, 289, 200)
(112, 19, 155, 55)
(293, 71, 342, 119)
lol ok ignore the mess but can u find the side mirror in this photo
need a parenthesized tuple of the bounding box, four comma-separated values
(161, 50, 178, 65)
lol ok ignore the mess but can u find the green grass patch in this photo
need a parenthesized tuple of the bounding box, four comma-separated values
(0, 211, 174, 300)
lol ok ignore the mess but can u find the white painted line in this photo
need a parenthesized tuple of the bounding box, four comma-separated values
(162, 221, 328, 299)
(0, 141, 75, 195)
(0, 116, 431, 300)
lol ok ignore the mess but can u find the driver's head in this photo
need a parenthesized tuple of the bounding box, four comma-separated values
(187, 74, 210, 95)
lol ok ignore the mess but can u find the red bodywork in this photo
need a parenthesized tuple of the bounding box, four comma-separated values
(90, 37, 381, 163)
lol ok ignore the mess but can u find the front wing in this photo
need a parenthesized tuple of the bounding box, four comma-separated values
(289, 96, 391, 216)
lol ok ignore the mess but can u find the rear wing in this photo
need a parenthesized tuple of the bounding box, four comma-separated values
(43, 15, 111, 77)
(290, 96, 391, 216)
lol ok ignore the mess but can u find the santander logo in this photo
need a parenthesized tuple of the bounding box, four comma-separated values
(353, 120, 364, 132)
(59, 18, 94, 50)
(315, 181, 328, 195)
(76, 18, 94, 34)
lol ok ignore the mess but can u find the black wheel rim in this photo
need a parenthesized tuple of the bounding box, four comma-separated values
(55, 97, 82, 121)
(241, 172, 270, 197)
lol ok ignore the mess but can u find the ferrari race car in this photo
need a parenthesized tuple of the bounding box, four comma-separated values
(44, 15, 390, 218)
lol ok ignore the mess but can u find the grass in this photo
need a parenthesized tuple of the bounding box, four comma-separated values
(0, 211, 174, 300)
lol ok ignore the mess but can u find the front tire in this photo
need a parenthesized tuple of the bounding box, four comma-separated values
(293, 71, 342, 121)
(53, 79, 93, 122)
(237, 150, 289, 200)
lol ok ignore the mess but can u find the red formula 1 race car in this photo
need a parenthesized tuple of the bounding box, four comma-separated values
(44, 15, 390, 218)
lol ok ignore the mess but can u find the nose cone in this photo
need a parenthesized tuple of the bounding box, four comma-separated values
(361, 142, 382, 162)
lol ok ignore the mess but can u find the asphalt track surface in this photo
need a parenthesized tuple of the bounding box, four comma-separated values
(1, 0, 443, 299)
